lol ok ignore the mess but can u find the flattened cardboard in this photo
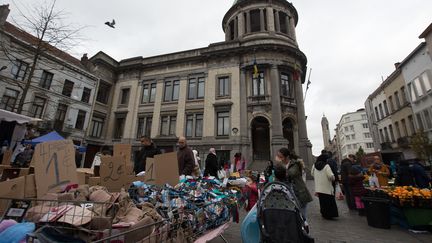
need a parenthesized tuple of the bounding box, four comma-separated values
(100, 156, 127, 192)
(0, 176, 25, 214)
(144, 158, 155, 185)
(1, 149, 13, 165)
(76, 168, 94, 175)
(0, 168, 21, 181)
(77, 171, 87, 185)
(0, 165, 11, 175)
(153, 152, 179, 187)
(113, 144, 132, 164)
(24, 174, 36, 198)
(33, 140, 78, 198)
(88, 177, 101, 186)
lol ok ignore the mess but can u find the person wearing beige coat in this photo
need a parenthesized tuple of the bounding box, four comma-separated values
(311, 153, 339, 220)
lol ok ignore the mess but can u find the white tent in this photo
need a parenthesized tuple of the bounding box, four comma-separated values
(0, 109, 42, 124)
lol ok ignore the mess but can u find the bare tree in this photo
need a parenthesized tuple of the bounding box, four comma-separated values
(1, 0, 85, 114)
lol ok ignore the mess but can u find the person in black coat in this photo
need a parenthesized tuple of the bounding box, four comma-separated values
(411, 160, 431, 188)
(204, 148, 219, 178)
(395, 160, 415, 186)
(134, 136, 161, 174)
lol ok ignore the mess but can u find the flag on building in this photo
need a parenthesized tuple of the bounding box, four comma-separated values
(293, 62, 301, 81)
(253, 60, 259, 78)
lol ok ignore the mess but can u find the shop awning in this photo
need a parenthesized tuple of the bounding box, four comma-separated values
(0, 109, 42, 124)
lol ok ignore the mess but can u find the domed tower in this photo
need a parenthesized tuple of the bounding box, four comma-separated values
(219, 0, 313, 170)
(322, 115, 331, 150)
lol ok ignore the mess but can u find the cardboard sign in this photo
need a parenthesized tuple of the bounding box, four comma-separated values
(0, 176, 25, 214)
(1, 149, 13, 164)
(114, 144, 132, 164)
(144, 152, 179, 186)
(33, 140, 78, 198)
(100, 156, 129, 192)
(24, 174, 36, 198)
(88, 177, 101, 187)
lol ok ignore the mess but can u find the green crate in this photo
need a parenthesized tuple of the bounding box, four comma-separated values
(402, 208, 432, 226)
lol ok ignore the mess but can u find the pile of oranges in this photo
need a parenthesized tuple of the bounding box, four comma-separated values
(385, 186, 432, 207)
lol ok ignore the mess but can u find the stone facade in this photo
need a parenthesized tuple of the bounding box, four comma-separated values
(84, 0, 313, 171)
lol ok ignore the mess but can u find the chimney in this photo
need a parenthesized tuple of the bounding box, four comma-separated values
(0, 4, 10, 27)
(394, 62, 401, 69)
(80, 53, 89, 66)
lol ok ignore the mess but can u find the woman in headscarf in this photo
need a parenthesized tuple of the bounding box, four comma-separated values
(204, 148, 218, 178)
(311, 153, 338, 220)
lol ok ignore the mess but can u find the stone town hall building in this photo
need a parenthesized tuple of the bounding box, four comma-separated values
(83, 0, 313, 169)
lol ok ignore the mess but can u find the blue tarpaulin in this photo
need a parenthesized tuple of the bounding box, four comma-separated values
(24, 131, 86, 152)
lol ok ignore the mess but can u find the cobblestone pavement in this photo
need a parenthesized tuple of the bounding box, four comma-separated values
(210, 180, 431, 243)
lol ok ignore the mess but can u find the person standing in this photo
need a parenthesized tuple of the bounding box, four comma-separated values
(368, 156, 390, 187)
(177, 136, 195, 176)
(411, 160, 431, 188)
(395, 160, 415, 186)
(340, 154, 356, 210)
(312, 153, 338, 220)
(134, 136, 161, 174)
(204, 148, 219, 178)
(276, 148, 313, 225)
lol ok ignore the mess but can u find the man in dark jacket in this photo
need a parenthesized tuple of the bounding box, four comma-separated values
(204, 148, 218, 178)
(177, 136, 195, 176)
(411, 160, 431, 188)
(134, 136, 161, 174)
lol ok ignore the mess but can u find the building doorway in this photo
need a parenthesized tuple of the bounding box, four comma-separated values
(283, 118, 295, 152)
(251, 116, 270, 160)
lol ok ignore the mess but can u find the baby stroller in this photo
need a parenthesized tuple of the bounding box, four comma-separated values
(257, 181, 314, 243)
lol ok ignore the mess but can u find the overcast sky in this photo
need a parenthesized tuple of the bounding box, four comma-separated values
(8, 0, 432, 155)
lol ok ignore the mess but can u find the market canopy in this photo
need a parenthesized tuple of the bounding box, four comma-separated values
(0, 109, 42, 124)
(24, 131, 87, 152)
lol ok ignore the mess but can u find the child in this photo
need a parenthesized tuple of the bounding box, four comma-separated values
(349, 166, 367, 216)
(243, 174, 259, 212)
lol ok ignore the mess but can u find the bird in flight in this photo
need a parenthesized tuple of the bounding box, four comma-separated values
(105, 19, 115, 28)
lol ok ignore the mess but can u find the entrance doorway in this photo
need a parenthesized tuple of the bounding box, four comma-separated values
(251, 116, 270, 160)
(283, 118, 295, 152)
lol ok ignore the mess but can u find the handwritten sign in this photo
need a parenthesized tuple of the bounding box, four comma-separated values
(0, 176, 25, 214)
(114, 144, 132, 164)
(100, 156, 129, 192)
(144, 158, 155, 184)
(144, 152, 179, 186)
(33, 140, 78, 198)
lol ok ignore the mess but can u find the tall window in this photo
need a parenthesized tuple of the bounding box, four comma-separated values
(120, 88, 130, 105)
(383, 100, 389, 116)
(408, 83, 417, 102)
(416, 113, 424, 131)
(75, 110, 86, 130)
(164, 80, 180, 102)
(252, 72, 265, 96)
(388, 96, 394, 112)
(142, 83, 156, 103)
(421, 71, 432, 92)
(114, 113, 126, 139)
(378, 104, 384, 119)
(250, 9, 260, 32)
(366, 143, 374, 149)
(414, 78, 424, 97)
(279, 11, 288, 34)
(160, 115, 176, 136)
(217, 111, 230, 136)
(54, 104, 67, 131)
(374, 107, 380, 121)
(81, 87, 91, 103)
(281, 73, 292, 97)
(364, 133, 371, 138)
(389, 125, 395, 142)
(96, 82, 111, 104)
(31, 97, 46, 118)
(384, 127, 390, 142)
(11, 59, 29, 80)
(394, 122, 400, 139)
(188, 77, 205, 100)
(0, 88, 19, 111)
(394, 91, 401, 108)
(400, 87, 407, 104)
(401, 119, 408, 137)
(379, 129, 384, 143)
(137, 116, 152, 138)
(39, 70, 53, 89)
(62, 80, 74, 97)
(218, 76, 230, 97)
(185, 113, 203, 138)
(408, 116, 415, 135)
(90, 117, 104, 138)
(423, 109, 432, 129)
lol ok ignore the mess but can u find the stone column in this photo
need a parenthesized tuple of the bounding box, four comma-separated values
(246, 11, 251, 33)
(176, 77, 187, 137)
(238, 12, 245, 37)
(266, 7, 275, 32)
(239, 68, 250, 163)
(151, 80, 163, 138)
(260, 9, 265, 31)
(274, 11, 280, 32)
(225, 24, 230, 41)
(285, 15, 290, 35)
(294, 72, 314, 178)
(289, 16, 297, 42)
(270, 65, 285, 158)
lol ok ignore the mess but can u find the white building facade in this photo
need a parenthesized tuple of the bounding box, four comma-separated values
(336, 109, 374, 159)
